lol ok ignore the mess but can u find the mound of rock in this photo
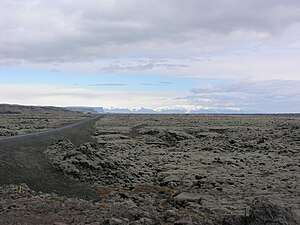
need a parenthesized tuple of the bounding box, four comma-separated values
(138, 128, 195, 146)
(224, 197, 300, 225)
(247, 197, 300, 225)
(44, 140, 156, 188)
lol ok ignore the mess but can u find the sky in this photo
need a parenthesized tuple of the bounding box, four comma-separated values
(0, 0, 300, 113)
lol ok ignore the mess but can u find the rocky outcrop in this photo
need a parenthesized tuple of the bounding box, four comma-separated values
(247, 197, 300, 225)
(44, 140, 156, 188)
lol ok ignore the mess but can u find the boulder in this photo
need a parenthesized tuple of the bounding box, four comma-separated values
(247, 197, 300, 225)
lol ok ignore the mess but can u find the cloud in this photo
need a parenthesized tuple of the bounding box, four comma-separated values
(98, 59, 188, 73)
(0, 84, 184, 109)
(1, 1, 300, 111)
(141, 81, 172, 86)
(159, 82, 172, 85)
(1, 0, 300, 64)
(16, 51, 300, 81)
(88, 83, 127, 86)
(187, 80, 300, 112)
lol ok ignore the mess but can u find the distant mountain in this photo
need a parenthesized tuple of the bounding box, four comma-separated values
(66, 106, 104, 114)
(66, 106, 259, 114)
(132, 108, 156, 113)
(104, 107, 246, 114)
(157, 108, 187, 114)
(104, 108, 132, 114)
(104, 107, 156, 114)
(189, 109, 244, 114)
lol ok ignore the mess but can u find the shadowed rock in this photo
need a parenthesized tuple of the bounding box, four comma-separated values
(247, 197, 300, 225)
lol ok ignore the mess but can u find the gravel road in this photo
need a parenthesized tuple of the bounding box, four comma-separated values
(0, 116, 102, 200)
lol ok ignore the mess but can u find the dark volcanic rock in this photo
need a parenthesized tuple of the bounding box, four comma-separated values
(247, 197, 300, 225)
(223, 198, 300, 225)
(2, 114, 300, 224)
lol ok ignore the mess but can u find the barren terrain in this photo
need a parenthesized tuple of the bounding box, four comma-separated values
(0, 109, 299, 224)
(0, 104, 91, 136)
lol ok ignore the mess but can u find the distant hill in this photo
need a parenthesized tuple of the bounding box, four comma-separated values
(0, 104, 80, 115)
(0, 104, 91, 137)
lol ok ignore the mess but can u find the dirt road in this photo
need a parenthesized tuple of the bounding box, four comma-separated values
(0, 116, 102, 200)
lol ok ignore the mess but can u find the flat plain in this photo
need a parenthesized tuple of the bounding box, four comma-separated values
(0, 106, 299, 224)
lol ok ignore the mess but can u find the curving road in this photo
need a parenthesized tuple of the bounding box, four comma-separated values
(0, 115, 103, 200)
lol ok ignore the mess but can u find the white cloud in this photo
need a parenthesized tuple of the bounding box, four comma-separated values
(0, 84, 188, 109)
(187, 80, 300, 112)
(1, 0, 300, 81)
(18, 52, 300, 80)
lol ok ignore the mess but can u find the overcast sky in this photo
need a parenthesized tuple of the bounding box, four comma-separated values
(1, 0, 299, 112)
